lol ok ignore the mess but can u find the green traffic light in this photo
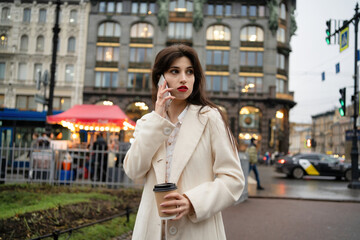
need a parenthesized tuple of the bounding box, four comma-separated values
(326, 30, 330, 36)
(326, 37, 330, 45)
(339, 108, 345, 116)
(339, 99, 345, 106)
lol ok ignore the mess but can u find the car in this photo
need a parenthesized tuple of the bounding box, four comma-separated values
(274, 152, 360, 181)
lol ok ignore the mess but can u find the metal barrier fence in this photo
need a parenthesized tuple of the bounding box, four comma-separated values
(0, 142, 135, 187)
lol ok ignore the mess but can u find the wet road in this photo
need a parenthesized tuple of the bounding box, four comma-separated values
(247, 165, 360, 202)
(222, 165, 360, 240)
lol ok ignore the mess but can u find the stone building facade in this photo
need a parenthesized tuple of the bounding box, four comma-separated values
(83, 0, 297, 155)
(0, 0, 89, 111)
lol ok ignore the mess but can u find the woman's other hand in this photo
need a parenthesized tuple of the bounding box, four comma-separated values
(155, 80, 175, 118)
(160, 192, 194, 221)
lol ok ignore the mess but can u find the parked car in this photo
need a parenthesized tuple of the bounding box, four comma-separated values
(275, 153, 360, 181)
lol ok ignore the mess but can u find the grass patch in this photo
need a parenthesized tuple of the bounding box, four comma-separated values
(0, 190, 115, 219)
(37, 214, 136, 240)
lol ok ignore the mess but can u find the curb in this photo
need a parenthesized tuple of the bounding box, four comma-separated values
(248, 195, 360, 203)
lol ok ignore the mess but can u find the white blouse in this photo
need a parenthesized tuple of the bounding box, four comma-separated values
(165, 105, 189, 182)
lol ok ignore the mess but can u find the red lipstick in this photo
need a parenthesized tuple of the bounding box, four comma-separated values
(177, 86, 188, 92)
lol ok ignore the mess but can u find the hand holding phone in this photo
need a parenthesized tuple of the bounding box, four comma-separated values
(158, 75, 172, 109)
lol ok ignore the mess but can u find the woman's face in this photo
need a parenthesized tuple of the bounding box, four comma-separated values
(163, 56, 195, 102)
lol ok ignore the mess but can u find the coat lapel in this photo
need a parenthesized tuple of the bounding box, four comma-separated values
(169, 105, 208, 183)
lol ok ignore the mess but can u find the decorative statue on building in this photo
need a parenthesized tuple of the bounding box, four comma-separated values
(157, 0, 169, 31)
(193, 0, 205, 32)
(267, 0, 279, 36)
(290, 7, 297, 39)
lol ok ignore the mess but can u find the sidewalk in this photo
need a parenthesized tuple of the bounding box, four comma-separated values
(222, 165, 360, 240)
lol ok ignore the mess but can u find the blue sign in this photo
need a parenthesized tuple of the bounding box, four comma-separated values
(340, 27, 349, 52)
(336, 63, 340, 74)
(321, 72, 325, 81)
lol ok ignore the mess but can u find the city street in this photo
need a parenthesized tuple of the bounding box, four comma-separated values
(222, 165, 360, 240)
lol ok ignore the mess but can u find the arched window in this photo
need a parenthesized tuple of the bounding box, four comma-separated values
(130, 23, 154, 38)
(36, 35, 44, 52)
(23, 8, 31, 22)
(126, 102, 150, 122)
(67, 37, 76, 52)
(239, 106, 261, 130)
(69, 10, 77, 23)
(240, 26, 264, 42)
(280, 3, 286, 20)
(20, 35, 29, 51)
(1, 7, 10, 21)
(98, 22, 121, 37)
(206, 25, 231, 41)
(169, 0, 193, 12)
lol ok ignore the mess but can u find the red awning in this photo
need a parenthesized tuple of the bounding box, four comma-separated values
(46, 104, 135, 132)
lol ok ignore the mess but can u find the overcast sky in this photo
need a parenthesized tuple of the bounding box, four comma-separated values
(289, 0, 359, 123)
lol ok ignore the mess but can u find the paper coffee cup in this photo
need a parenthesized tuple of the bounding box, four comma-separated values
(153, 183, 178, 220)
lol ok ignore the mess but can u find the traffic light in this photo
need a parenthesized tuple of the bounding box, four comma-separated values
(326, 20, 331, 44)
(306, 139, 312, 148)
(339, 87, 346, 116)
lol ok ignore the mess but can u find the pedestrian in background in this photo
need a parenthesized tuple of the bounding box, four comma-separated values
(247, 137, 265, 190)
(124, 44, 245, 240)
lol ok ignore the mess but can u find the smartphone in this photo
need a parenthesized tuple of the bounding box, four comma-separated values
(158, 75, 172, 109)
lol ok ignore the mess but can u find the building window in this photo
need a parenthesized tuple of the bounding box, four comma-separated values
(39, 8, 46, 23)
(127, 72, 150, 90)
(0, 62, 5, 80)
(240, 51, 263, 66)
(239, 76, 263, 93)
(168, 22, 192, 39)
(65, 65, 74, 82)
(53, 97, 71, 111)
(206, 25, 230, 41)
(20, 35, 29, 51)
(34, 63, 42, 81)
(207, 3, 231, 17)
(276, 78, 286, 93)
(132, 1, 156, 15)
(23, 8, 31, 23)
(240, 26, 264, 42)
(169, 0, 193, 12)
(130, 48, 152, 63)
(99, 1, 123, 13)
(277, 53, 285, 69)
(130, 23, 154, 38)
(98, 22, 121, 37)
(280, 3, 286, 20)
(16, 95, 36, 111)
(97, 47, 119, 62)
(0, 34, 7, 48)
(277, 27, 286, 42)
(206, 75, 228, 93)
(95, 71, 118, 88)
(206, 50, 229, 66)
(69, 10, 77, 23)
(18, 63, 27, 81)
(36, 35, 44, 52)
(240, 5, 265, 17)
(1, 7, 10, 21)
(67, 37, 76, 52)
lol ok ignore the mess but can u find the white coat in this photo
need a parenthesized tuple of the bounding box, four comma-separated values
(124, 104, 245, 240)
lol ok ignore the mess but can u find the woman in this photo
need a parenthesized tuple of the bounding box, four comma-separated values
(124, 44, 244, 239)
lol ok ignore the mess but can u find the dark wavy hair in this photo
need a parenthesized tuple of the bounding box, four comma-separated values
(151, 44, 238, 151)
